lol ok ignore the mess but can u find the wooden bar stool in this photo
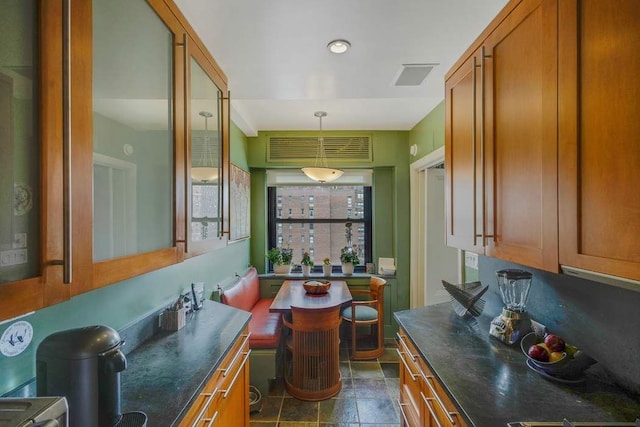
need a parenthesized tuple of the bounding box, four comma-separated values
(342, 276, 386, 360)
(282, 303, 342, 400)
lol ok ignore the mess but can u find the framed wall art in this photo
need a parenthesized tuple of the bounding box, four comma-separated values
(230, 164, 250, 241)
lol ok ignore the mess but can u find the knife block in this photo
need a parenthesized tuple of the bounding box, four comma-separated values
(160, 308, 186, 331)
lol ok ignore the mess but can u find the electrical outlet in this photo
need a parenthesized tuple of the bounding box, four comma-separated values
(464, 251, 478, 270)
(180, 290, 193, 313)
(530, 319, 547, 337)
(0, 249, 28, 267)
(13, 233, 27, 249)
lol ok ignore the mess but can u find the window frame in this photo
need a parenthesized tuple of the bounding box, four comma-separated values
(267, 186, 372, 273)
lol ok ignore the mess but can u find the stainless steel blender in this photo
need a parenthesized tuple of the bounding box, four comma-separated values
(489, 269, 533, 345)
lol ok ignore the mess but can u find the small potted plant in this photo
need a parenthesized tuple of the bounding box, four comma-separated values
(267, 247, 293, 275)
(340, 247, 360, 275)
(300, 252, 314, 276)
(322, 257, 332, 276)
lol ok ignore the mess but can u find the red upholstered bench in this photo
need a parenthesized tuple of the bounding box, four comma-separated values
(220, 267, 283, 395)
(221, 267, 282, 349)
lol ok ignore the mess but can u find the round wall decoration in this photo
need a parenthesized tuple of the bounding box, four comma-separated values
(0, 321, 34, 357)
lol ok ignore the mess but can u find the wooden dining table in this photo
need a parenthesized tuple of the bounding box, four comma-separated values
(269, 279, 353, 313)
(270, 279, 352, 400)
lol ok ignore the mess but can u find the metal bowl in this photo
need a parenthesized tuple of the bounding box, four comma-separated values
(303, 280, 331, 294)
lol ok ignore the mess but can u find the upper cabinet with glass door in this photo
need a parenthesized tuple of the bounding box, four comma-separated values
(187, 39, 229, 256)
(0, 0, 68, 321)
(71, 0, 189, 292)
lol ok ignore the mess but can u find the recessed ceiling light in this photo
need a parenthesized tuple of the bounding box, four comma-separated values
(327, 39, 351, 54)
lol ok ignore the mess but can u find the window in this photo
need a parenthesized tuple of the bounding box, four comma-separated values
(268, 185, 372, 271)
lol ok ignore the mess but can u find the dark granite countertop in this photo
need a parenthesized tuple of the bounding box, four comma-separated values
(394, 304, 640, 426)
(121, 300, 250, 426)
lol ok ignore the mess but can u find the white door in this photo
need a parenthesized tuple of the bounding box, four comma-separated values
(425, 168, 459, 305)
(410, 147, 461, 307)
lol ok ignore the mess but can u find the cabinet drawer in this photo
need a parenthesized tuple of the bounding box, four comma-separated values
(179, 329, 250, 426)
(397, 332, 423, 427)
(419, 360, 467, 427)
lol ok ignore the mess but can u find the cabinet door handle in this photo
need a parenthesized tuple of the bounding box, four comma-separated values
(396, 399, 412, 427)
(423, 374, 458, 425)
(203, 410, 219, 427)
(420, 391, 443, 427)
(219, 333, 250, 376)
(479, 45, 495, 244)
(396, 349, 417, 382)
(396, 333, 416, 361)
(62, 0, 72, 284)
(218, 91, 231, 239)
(221, 350, 250, 398)
(472, 53, 481, 248)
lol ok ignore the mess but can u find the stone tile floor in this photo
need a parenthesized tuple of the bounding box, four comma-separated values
(249, 345, 400, 427)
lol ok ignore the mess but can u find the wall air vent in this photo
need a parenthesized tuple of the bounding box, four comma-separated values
(393, 63, 438, 86)
(268, 136, 372, 162)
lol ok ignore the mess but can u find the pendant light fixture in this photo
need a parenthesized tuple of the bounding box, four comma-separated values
(301, 111, 344, 183)
(191, 111, 219, 183)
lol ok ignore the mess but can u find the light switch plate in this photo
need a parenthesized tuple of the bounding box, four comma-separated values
(464, 252, 478, 270)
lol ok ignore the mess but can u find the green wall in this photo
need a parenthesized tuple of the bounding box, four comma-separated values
(0, 121, 251, 396)
(409, 101, 445, 158)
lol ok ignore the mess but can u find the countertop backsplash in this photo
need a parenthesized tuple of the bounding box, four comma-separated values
(477, 255, 640, 396)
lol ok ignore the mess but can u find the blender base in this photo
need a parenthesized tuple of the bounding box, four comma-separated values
(489, 308, 531, 345)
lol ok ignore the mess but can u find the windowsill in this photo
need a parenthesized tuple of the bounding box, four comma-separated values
(259, 272, 395, 281)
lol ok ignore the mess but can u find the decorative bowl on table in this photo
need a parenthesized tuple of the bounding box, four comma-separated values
(303, 280, 331, 294)
(520, 332, 596, 380)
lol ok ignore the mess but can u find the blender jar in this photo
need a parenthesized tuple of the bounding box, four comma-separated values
(496, 269, 532, 312)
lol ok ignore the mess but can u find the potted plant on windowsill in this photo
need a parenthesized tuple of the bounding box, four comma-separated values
(322, 257, 332, 276)
(301, 252, 314, 276)
(340, 247, 360, 276)
(268, 247, 293, 275)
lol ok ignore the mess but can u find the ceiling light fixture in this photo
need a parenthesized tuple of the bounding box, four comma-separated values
(327, 39, 351, 54)
(301, 111, 344, 183)
(191, 111, 219, 183)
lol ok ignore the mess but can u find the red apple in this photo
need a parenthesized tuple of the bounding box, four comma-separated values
(544, 334, 566, 352)
(528, 344, 549, 362)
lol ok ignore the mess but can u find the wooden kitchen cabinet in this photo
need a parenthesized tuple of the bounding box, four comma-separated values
(397, 328, 467, 427)
(445, 0, 559, 273)
(397, 330, 424, 427)
(557, 0, 640, 283)
(1, 0, 232, 321)
(179, 329, 250, 426)
(0, 0, 69, 322)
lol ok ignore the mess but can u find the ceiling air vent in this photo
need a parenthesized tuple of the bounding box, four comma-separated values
(393, 63, 438, 86)
(268, 136, 372, 162)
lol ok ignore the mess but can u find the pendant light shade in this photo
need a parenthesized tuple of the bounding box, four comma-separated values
(192, 111, 219, 183)
(301, 112, 344, 183)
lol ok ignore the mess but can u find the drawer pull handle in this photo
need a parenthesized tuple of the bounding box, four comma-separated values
(193, 386, 220, 426)
(219, 333, 251, 376)
(221, 350, 250, 398)
(396, 348, 417, 382)
(423, 374, 458, 425)
(397, 399, 412, 427)
(203, 410, 219, 426)
(420, 391, 443, 427)
(395, 333, 417, 361)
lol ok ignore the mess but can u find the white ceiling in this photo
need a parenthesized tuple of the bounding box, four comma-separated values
(174, 0, 509, 136)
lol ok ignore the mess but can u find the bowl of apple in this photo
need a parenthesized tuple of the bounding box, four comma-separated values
(521, 332, 596, 378)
